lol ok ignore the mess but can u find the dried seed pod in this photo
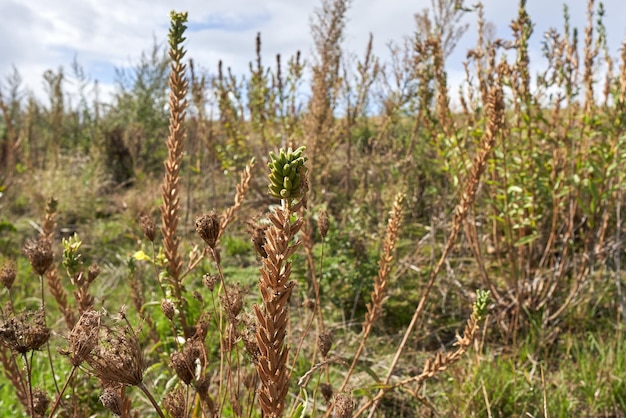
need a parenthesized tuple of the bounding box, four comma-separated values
(0, 260, 16, 290)
(202, 273, 218, 292)
(23, 238, 54, 276)
(161, 300, 175, 320)
(164, 386, 186, 418)
(87, 263, 100, 283)
(31, 387, 49, 416)
(0, 308, 51, 353)
(99, 386, 122, 416)
(332, 393, 354, 418)
(170, 351, 194, 385)
(320, 383, 333, 404)
(318, 331, 334, 357)
(139, 215, 157, 242)
(317, 209, 329, 238)
(195, 212, 221, 249)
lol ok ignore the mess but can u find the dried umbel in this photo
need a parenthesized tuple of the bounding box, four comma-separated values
(0, 308, 50, 354)
(331, 393, 354, 418)
(61, 310, 101, 367)
(318, 331, 334, 358)
(99, 385, 123, 416)
(161, 299, 176, 320)
(85, 321, 144, 386)
(317, 209, 330, 238)
(170, 338, 204, 385)
(0, 260, 16, 290)
(31, 387, 49, 417)
(163, 386, 187, 418)
(87, 263, 101, 283)
(195, 212, 221, 249)
(320, 383, 333, 404)
(202, 273, 218, 292)
(247, 220, 269, 258)
(23, 238, 54, 276)
(220, 283, 244, 319)
(139, 214, 157, 242)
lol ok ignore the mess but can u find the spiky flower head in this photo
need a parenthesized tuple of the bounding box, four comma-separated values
(268, 146, 307, 200)
(62, 233, 83, 277)
(473, 289, 491, 319)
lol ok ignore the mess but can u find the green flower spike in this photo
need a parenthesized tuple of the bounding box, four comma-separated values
(268, 146, 307, 200)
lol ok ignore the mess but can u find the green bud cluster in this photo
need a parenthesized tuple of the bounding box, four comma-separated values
(473, 289, 491, 319)
(268, 146, 307, 199)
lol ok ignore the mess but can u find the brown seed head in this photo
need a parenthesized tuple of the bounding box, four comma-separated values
(202, 273, 218, 291)
(139, 215, 157, 242)
(99, 386, 123, 416)
(318, 331, 334, 357)
(170, 351, 194, 385)
(195, 212, 221, 249)
(161, 299, 175, 320)
(332, 393, 354, 418)
(164, 386, 187, 418)
(221, 284, 244, 319)
(85, 323, 144, 386)
(23, 238, 54, 276)
(87, 263, 100, 283)
(0, 308, 50, 354)
(0, 260, 16, 290)
(320, 383, 333, 404)
(318, 209, 329, 238)
(31, 387, 49, 417)
(63, 310, 101, 366)
(247, 220, 269, 258)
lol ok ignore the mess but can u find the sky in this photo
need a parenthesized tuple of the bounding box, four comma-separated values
(0, 0, 625, 105)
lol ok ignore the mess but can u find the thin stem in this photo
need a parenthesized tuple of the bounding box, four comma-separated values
(40, 274, 63, 401)
(48, 366, 77, 418)
(22, 352, 35, 418)
(137, 382, 165, 418)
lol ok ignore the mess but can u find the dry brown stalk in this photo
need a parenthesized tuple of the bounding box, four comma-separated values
(160, 11, 190, 336)
(583, 0, 597, 114)
(254, 202, 304, 417)
(220, 158, 254, 235)
(338, 193, 404, 393)
(354, 298, 486, 417)
(85, 310, 165, 418)
(36, 197, 76, 328)
(366, 82, 503, 416)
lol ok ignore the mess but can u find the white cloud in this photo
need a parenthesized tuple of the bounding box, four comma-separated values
(0, 0, 624, 104)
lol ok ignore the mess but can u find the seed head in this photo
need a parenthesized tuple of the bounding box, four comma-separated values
(23, 238, 54, 276)
(0, 308, 50, 354)
(0, 260, 16, 290)
(332, 393, 354, 418)
(202, 273, 218, 292)
(195, 212, 221, 249)
(99, 386, 123, 416)
(62, 310, 101, 367)
(161, 299, 175, 321)
(317, 209, 330, 238)
(247, 220, 269, 258)
(318, 331, 334, 357)
(87, 263, 101, 283)
(139, 215, 157, 242)
(31, 387, 50, 417)
(164, 386, 186, 418)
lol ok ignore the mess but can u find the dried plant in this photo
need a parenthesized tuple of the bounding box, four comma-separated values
(254, 146, 308, 417)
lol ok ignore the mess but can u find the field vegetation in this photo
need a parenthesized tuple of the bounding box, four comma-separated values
(1, 0, 626, 416)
